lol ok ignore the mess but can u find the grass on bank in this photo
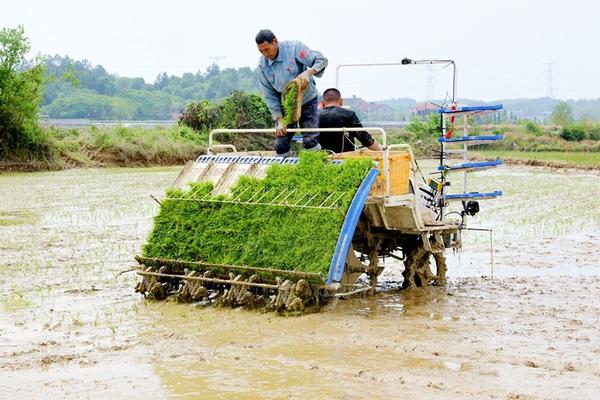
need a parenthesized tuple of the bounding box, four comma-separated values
(47, 124, 207, 167)
(387, 122, 600, 166)
(471, 150, 600, 168)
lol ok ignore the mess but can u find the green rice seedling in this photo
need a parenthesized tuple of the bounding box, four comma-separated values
(283, 81, 299, 126)
(142, 152, 374, 275)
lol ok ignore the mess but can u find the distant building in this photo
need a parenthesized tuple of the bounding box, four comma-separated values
(409, 102, 438, 116)
(342, 96, 395, 119)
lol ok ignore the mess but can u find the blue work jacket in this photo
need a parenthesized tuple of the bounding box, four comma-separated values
(256, 40, 328, 119)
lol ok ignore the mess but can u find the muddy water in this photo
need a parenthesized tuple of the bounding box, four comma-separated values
(1, 165, 599, 399)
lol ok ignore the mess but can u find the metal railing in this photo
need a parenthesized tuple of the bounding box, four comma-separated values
(206, 127, 415, 197)
(335, 58, 456, 103)
(207, 127, 388, 153)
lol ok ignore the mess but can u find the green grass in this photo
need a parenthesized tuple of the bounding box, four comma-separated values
(142, 152, 374, 275)
(472, 150, 600, 167)
(46, 124, 207, 167)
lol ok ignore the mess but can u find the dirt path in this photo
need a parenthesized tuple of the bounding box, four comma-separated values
(1, 165, 599, 399)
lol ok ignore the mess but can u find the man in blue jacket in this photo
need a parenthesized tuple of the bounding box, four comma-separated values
(255, 29, 328, 157)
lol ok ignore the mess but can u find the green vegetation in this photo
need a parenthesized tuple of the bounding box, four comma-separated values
(178, 100, 220, 132)
(142, 152, 374, 275)
(42, 56, 259, 119)
(34, 52, 600, 123)
(550, 101, 574, 126)
(219, 90, 272, 129)
(0, 26, 49, 160)
(471, 150, 600, 168)
(49, 124, 206, 167)
(520, 120, 544, 136)
(178, 90, 272, 134)
(178, 90, 273, 151)
(2, 88, 274, 170)
(404, 113, 441, 140)
(558, 122, 600, 142)
(4, 27, 600, 171)
(390, 112, 600, 165)
(475, 126, 600, 152)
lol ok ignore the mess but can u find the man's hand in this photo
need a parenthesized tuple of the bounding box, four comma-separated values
(368, 141, 383, 151)
(275, 117, 287, 137)
(297, 68, 315, 84)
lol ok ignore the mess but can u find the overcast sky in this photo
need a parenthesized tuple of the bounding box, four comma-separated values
(2, 0, 598, 101)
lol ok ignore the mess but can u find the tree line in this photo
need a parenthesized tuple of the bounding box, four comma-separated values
(40, 54, 600, 122)
(42, 55, 261, 120)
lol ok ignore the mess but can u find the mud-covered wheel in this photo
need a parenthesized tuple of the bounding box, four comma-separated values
(402, 241, 447, 289)
(342, 244, 384, 295)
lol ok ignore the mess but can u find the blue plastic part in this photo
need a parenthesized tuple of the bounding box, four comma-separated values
(291, 134, 303, 142)
(438, 135, 504, 143)
(437, 104, 503, 114)
(443, 191, 502, 200)
(437, 159, 503, 172)
(326, 168, 380, 285)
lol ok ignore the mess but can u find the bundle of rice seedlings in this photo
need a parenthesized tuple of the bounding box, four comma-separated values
(282, 76, 308, 126)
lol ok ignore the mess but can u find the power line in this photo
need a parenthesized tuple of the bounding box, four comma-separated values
(209, 56, 227, 67)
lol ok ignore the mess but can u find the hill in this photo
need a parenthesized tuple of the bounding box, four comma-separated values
(41, 55, 600, 121)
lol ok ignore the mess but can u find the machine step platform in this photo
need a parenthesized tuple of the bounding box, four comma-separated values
(437, 104, 503, 117)
(443, 191, 502, 201)
(438, 135, 504, 145)
(437, 159, 503, 173)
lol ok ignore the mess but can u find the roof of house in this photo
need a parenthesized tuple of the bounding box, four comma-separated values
(343, 96, 394, 112)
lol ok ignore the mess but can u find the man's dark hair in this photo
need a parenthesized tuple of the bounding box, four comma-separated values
(255, 29, 276, 44)
(322, 88, 342, 103)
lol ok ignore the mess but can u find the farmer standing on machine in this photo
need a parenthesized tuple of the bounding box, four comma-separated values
(255, 29, 328, 157)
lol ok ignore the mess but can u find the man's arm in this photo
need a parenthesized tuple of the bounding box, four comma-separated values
(294, 41, 328, 79)
(257, 66, 283, 120)
(350, 112, 382, 151)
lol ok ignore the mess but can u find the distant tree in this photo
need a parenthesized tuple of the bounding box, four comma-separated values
(205, 63, 220, 79)
(153, 72, 169, 89)
(178, 100, 220, 132)
(44, 90, 136, 119)
(219, 90, 272, 129)
(550, 102, 574, 126)
(0, 26, 48, 158)
(41, 57, 262, 120)
(405, 113, 441, 140)
(178, 90, 272, 150)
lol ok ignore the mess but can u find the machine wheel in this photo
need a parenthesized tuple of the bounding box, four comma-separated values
(342, 242, 384, 295)
(402, 240, 447, 288)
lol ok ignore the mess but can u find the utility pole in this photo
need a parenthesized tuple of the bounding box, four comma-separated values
(426, 64, 434, 101)
(545, 62, 555, 98)
(209, 56, 227, 67)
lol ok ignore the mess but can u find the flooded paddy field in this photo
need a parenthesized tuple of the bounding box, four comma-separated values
(1, 164, 599, 399)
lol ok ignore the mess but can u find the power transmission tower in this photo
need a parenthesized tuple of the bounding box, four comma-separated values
(209, 56, 227, 67)
(545, 62, 555, 98)
(426, 64, 434, 101)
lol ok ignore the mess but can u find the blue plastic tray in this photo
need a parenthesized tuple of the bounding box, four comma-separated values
(443, 191, 502, 201)
(438, 160, 503, 172)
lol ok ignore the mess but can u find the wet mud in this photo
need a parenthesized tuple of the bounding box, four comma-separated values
(1, 164, 599, 399)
